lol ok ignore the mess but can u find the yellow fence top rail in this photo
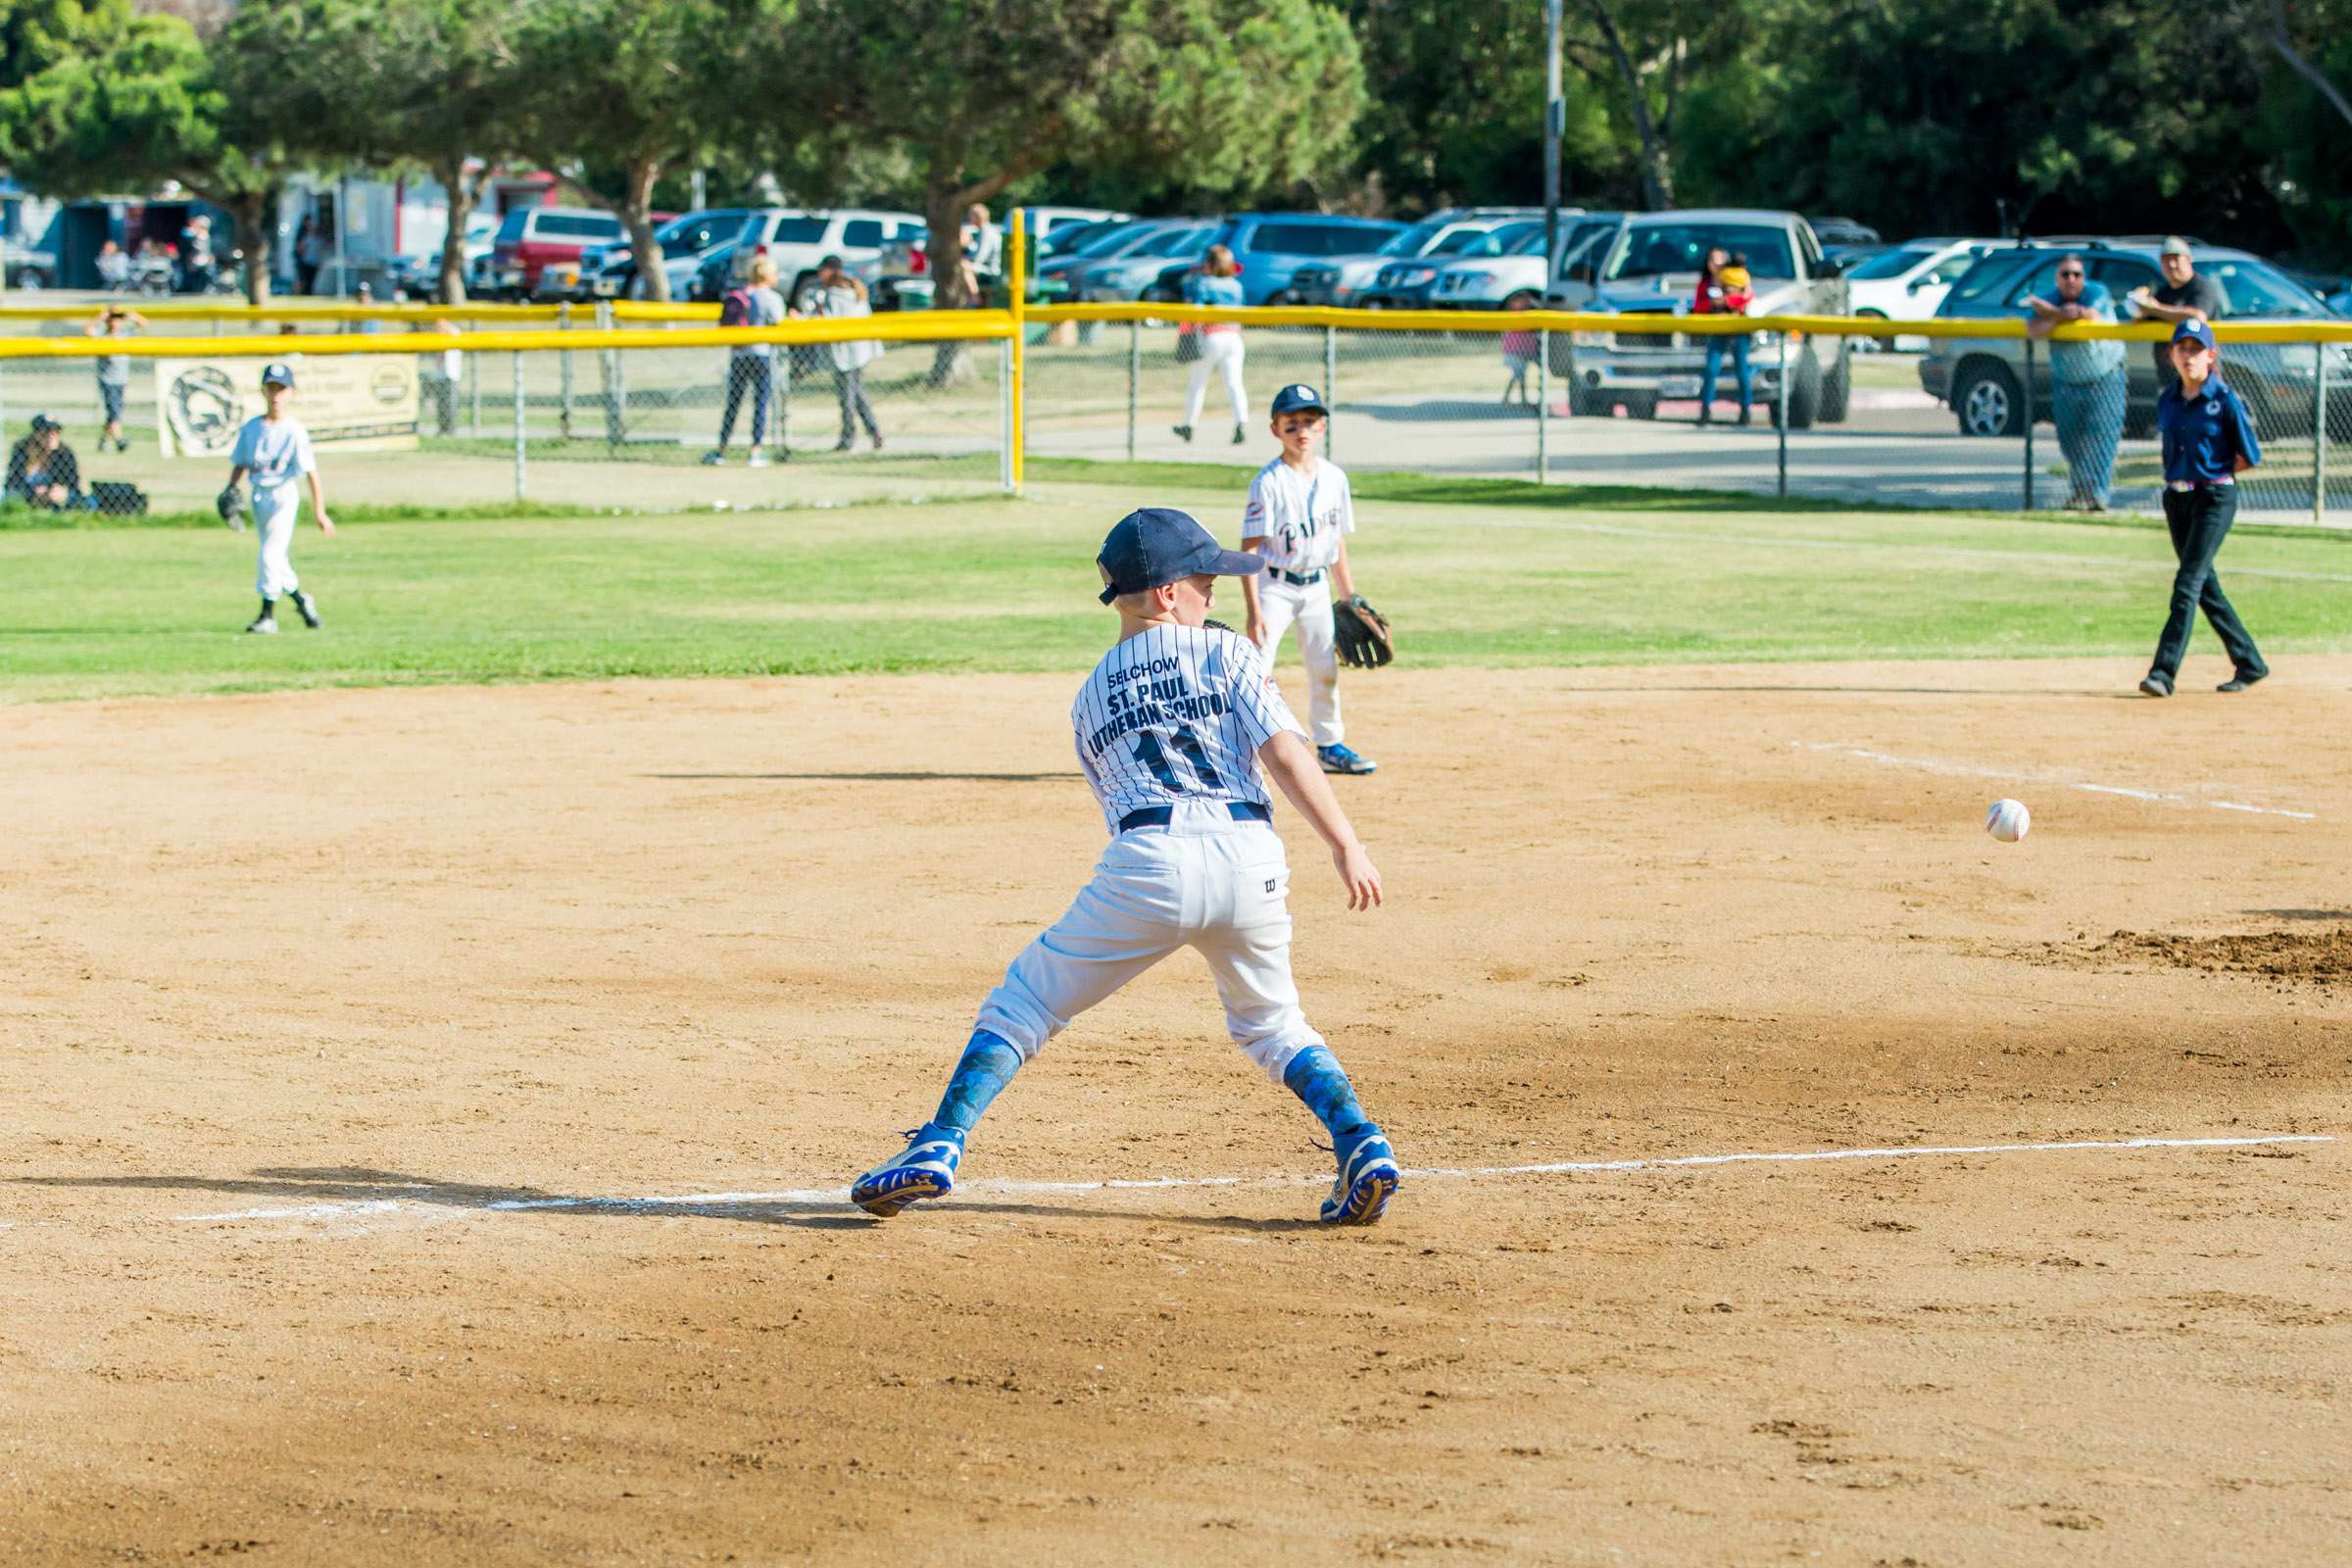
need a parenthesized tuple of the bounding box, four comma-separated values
(1028, 299, 2352, 344)
(0, 311, 1014, 360)
(0, 301, 574, 324)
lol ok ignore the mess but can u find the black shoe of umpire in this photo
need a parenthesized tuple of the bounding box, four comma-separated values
(2217, 669, 2267, 693)
(1172, 424, 1193, 443)
(2138, 672, 2173, 698)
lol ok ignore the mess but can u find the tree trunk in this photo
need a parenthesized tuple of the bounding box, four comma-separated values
(2270, 0, 2352, 129)
(436, 155, 474, 305)
(1584, 0, 1675, 209)
(233, 191, 272, 305)
(925, 180, 974, 386)
(621, 156, 668, 304)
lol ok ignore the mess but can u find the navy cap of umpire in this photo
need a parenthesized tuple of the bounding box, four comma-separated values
(1097, 507, 1265, 604)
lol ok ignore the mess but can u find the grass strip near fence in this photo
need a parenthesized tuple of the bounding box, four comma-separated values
(6, 474, 2351, 703)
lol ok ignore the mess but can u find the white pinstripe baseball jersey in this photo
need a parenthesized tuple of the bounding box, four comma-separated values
(1242, 456, 1353, 574)
(1070, 622, 1305, 833)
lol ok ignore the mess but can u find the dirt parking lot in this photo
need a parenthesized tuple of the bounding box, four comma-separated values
(4, 661, 2346, 1564)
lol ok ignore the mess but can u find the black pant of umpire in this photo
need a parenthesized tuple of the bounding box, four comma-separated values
(2152, 485, 2266, 682)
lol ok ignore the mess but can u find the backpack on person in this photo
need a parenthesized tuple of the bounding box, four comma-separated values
(718, 287, 754, 328)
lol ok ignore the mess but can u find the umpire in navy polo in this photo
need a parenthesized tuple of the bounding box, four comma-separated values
(2139, 318, 2267, 698)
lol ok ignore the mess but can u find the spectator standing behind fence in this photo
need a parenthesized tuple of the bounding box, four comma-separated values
(7, 414, 86, 510)
(806, 255, 884, 453)
(95, 238, 129, 291)
(705, 255, 786, 467)
(1174, 244, 1249, 446)
(84, 306, 146, 454)
(2024, 254, 2127, 513)
(1693, 246, 1755, 426)
(2130, 236, 2229, 393)
(2139, 319, 2267, 699)
(961, 204, 1003, 302)
(177, 214, 213, 293)
(1499, 294, 1539, 407)
(294, 216, 325, 296)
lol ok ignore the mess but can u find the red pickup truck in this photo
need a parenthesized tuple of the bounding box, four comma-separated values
(486, 206, 626, 300)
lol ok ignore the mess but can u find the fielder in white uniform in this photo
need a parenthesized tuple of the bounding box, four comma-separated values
(1241, 382, 1376, 775)
(225, 361, 333, 634)
(851, 506, 1401, 1226)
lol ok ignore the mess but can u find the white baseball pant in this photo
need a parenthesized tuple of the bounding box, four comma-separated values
(1183, 331, 1249, 429)
(973, 803, 1325, 1083)
(1254, 577, 1343, 747)
(252, 483, 302, 599)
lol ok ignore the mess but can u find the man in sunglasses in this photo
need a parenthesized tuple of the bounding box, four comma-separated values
(2025, 253, 2128, 512)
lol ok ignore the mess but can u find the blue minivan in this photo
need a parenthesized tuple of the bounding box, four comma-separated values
(1148, 214, 1407, 306)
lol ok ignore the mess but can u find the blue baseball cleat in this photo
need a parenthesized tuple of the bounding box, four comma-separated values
(1320, 1126, 1400, 1225)
(850, 1124, 964, 1217)
(1318, 743, 1378, 775)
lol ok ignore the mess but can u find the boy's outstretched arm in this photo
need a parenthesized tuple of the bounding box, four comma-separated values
(1259, 731, 1382, 910)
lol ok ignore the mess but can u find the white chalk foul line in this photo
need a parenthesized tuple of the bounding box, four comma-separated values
(167, 1133, 2333, 1225)
(1793, 742, 2320, 820)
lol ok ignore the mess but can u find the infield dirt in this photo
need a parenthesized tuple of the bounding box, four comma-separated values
(4, 659, 2347, 1565)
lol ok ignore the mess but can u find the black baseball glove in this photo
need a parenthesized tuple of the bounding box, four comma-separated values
(216, 483, 245, 530)
(1333, 595, 1395, 668)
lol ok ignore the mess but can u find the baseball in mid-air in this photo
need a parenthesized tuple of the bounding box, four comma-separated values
(1985, 798, 2031, 843)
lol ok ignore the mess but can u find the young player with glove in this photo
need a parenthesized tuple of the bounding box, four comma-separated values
(223, 361, 333, 634)
(1239, 383, 1391, 776)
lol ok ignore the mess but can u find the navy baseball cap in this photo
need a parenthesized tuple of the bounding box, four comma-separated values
(261, 361, 296, 387)
(1097, 507, 1264, 605)
(2170, 318, 2217, 352)
(1270, 382, 1327, 417)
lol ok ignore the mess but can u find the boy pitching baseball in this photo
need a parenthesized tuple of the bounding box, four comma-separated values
(850, 507, 1401, 1226)
(224, 361, 333, 634)
(1241, 383, 1376, 774)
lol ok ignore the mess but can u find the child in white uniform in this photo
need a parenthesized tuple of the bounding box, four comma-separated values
(850, 507, 1401, 1226)
(225, 361, 334, 634)
(1240, 383, 1376, 774)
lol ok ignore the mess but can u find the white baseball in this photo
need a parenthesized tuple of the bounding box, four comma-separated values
(1985, 799, 2031, 843)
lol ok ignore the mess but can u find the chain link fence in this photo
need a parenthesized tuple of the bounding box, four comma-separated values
(0, 301, 1013, 519)
(1022, 307, 2352, 525)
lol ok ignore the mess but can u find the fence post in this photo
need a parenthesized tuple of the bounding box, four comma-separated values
(1536, 328, 1549, 485)
(559, 302, 574, 440)
(470, 324, 483, 436)
(1007, 210, 1026, 494)
(1323, 325, 1337, 460)
(1126, 318, 1139, 464)
(1775, 329, 1788, 499)
(2316, 340, 2328, 526)
(2022, 335, 2036, 512)
(512, 349, 525, 503)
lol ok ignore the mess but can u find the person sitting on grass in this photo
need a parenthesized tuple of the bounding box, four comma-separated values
(6, 414, 87, 511)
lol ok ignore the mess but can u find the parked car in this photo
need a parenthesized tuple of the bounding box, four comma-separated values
(1545, 208, 1854, 425)
(486, 205, 627, 299)
(1079, 221, 1215, 301)
(1429, 214, 1616, 310)
(1021, 206, 1127, 249)
(2288, 268, 2352, 316)
(559, 209, 757, 302)
(1921, 240, 2352, 439)
(4, 238, 56, 289)
(1841, 237, 2003, 347)
(1287, 209, 1540, 307)
(1163, 214, 1407, 307)
(1809, 217, 1882, 249)
(1026, 219, 1154, 303)
(692, 208, 926, 307)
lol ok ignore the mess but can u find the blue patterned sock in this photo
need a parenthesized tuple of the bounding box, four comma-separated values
(931, 1030, 1023, 1134)
(1283, 1047, 1374, 1139)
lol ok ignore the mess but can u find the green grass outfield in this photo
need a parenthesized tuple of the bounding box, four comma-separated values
(4, 460, 2349, 702)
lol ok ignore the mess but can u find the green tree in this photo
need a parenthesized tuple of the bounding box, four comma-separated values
(224, 0, 532, 303)
(784, 0, 1365, 355)
(511, 0, 759, 302)
(0, 0, 292, 300)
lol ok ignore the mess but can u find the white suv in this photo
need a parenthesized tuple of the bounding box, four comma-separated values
(702, 208, 926, 304)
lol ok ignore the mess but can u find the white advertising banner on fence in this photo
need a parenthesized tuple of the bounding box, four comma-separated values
(154, 355, 421, 457)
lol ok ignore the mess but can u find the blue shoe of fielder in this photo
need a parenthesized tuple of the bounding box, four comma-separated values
(1318, 743, 1378, 776)
(850, 1123, 964, 1217)
(1320, 1125, 1400, 1226)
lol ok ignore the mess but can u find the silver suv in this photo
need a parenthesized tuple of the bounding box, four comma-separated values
(1544, 209, 1852, 426)
(1287, 209, 1539, 308)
